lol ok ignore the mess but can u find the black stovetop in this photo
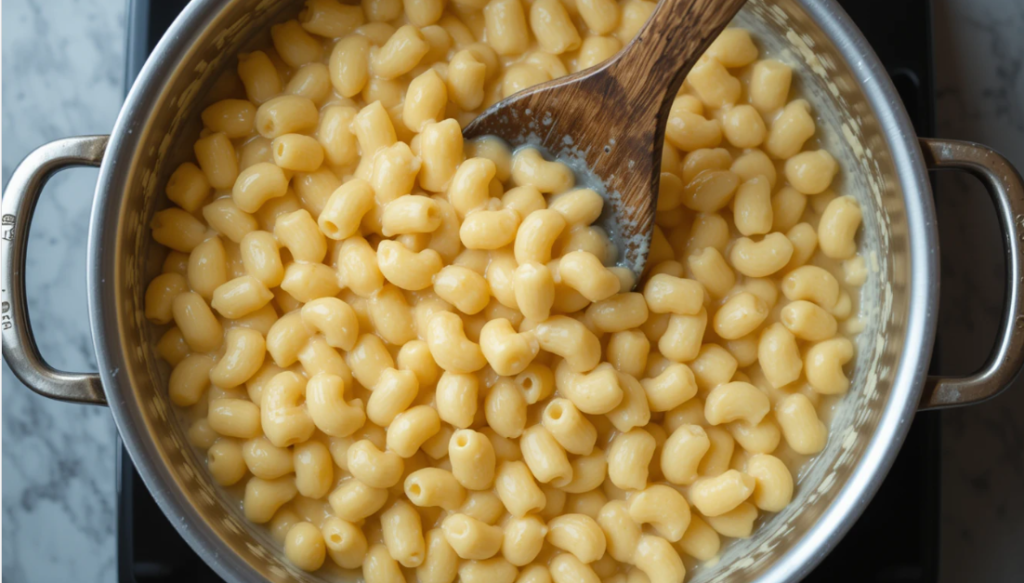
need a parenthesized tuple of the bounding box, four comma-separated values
(117, 1, 940, 581)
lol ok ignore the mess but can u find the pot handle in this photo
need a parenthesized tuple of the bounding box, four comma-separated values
(919, 138, 1024, 409)
(1, 136, 109, 405)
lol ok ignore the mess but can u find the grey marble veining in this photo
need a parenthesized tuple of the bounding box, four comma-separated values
(2, 0, 125, 582)
(1, 0, 1022, 581)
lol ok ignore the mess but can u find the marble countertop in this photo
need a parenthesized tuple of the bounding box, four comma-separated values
(2, 0, 1022, 581)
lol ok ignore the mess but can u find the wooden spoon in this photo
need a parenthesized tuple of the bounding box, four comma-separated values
(463, 0, 747, 277)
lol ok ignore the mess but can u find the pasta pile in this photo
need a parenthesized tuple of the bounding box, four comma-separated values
(145, 0, 866, 581)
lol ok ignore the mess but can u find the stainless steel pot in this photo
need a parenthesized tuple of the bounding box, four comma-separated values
(4, 0, 1024, 581)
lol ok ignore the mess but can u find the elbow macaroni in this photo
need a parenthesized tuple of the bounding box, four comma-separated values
(151, 7, 867, 580)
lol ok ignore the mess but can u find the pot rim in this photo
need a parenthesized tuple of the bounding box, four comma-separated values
(86, 0, 940, 581)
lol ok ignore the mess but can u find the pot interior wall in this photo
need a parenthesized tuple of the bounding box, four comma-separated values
(106, 0, 917, 580)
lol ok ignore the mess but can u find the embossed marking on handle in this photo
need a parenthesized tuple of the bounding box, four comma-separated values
(1, 136, 109, 405)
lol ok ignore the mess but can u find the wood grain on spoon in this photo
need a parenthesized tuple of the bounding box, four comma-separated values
(464, 0, 747, 276)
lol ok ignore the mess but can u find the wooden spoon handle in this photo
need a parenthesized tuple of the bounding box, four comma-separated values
(610, 0, 747, 109)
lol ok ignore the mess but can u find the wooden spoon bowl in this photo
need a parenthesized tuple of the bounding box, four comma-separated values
(464, 0, 747, 276)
